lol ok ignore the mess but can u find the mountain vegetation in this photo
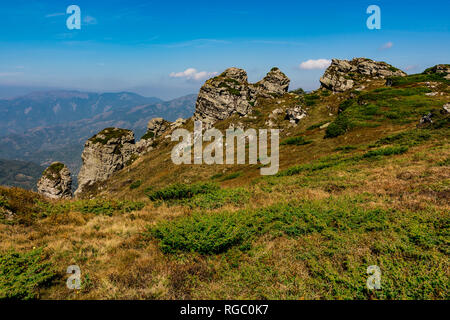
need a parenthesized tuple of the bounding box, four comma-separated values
(0, 60, 448, 300)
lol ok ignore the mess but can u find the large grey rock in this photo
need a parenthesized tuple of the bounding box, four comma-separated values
(75, 128, 135, 198)
(37, 162, 72, 199)
(194, 67, 290, 125)
(320, 58, 407, 92)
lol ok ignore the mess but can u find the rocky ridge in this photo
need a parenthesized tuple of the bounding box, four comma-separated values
(320, 58, 407, 92)
(37, 162, 72, 199)
(193, 67, 290, 125)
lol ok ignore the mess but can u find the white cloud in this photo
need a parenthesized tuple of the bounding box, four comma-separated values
(381, 41, 393, 49)
(170, 68, 218, 81)
(299, 59, 331, 70)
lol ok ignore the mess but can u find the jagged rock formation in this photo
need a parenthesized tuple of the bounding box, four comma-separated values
(255, 67, 290, 97)
(320, 58, 407, 92)
(194, 67, 290, 125)
(424, 64, 450, 79)
(37, 162, 72, 199)
(75, 128, 135, 198)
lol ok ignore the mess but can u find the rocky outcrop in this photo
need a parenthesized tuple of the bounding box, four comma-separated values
(441, 103, 450, 114)
(37, 162, 72, 199)
(423, 64, 450, 79)
(194, 67, 290, 125)
(255, 67, 290, 97)
(75, 128, 135, 198)
(320, 58, 407, 92)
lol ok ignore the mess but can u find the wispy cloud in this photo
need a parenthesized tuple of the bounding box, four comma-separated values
(0, 72, 23, 77)
(162, 39, 231, 48)
(45, 12, 65, 18)
(83, 15, 98, 25)
(299, 59, 331, 70)
(405, 65, 418, 71)
(251, 40, 305, 46)
(381, 41, 394, 50)
(170, 68, 218, 81)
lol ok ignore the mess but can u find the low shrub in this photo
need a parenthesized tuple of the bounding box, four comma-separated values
(0, 248, 55, 300)
(281, 136, 312, 146)
(129, 180, 142, 190)
(363, 146, 408, 158)
(147, 182, 219, 201)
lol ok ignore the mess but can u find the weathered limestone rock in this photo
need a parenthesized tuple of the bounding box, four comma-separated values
(135, 118, 172, 155)
(37, 162, 72, 199)
(441, 103, 450, 114)
(75, 128, 135, 198)
(285, 106, 307, 124)
(194, 67, 290, 125)
(254, 67, 290, 97)
(320, 58, 407, 92)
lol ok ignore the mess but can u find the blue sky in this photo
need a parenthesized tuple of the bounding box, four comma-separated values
(0, 0, 449, 99)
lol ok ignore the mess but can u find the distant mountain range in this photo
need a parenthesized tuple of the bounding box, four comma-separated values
(0, 158, 45, 191)
(0, 90, 197, 189)
(0, 90, 164, 136)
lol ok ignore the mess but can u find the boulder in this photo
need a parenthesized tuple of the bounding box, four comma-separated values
(75, 128, 135, 198)
(320, 58, 406, 92)
(441, 103, 450, 115)
(37, 162, 72, 199)
(285, 106, 307, 124)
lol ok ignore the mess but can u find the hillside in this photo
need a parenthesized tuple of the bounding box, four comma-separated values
(0, 60, 448, 300)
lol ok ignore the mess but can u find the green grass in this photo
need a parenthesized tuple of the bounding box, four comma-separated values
(281, 136, 312, 146)
(219, 171, 242, 181)
(140, 131, 155, 140)
(147, 196, 449, 299)
(326, 86, 444, 138)
(88, 128, 132, 145)
(37, 199, 145, 217)
(0, 248, 55, 300)
(390, 72, 450, 86)
(43, 162, 65, 179)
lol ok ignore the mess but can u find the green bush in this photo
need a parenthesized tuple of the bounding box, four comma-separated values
(325, 115, 349, 138)
(0, 248, 55, 300)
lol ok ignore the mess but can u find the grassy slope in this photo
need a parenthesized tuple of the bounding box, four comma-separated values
(0, 74, 448, 299)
